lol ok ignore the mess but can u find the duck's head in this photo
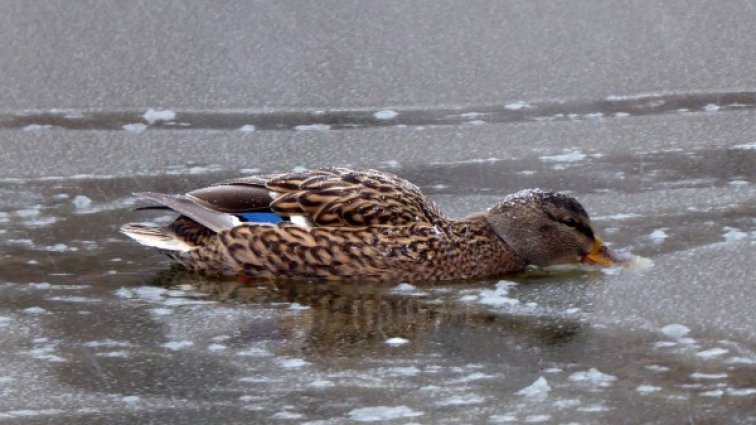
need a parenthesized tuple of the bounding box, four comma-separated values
(485, 189, 616, 268)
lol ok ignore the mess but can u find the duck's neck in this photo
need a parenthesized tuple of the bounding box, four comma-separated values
(445, 213, 528, 279)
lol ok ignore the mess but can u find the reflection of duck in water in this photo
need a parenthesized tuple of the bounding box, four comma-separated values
(123, 168, 622, 282)
(149, 269, 584, 356)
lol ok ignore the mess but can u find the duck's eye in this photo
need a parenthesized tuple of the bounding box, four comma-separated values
(563, 218, 578, 227)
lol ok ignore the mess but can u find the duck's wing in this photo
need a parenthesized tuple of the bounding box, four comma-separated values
(130, 174, 284, 233)
(263, 168, 449, 227)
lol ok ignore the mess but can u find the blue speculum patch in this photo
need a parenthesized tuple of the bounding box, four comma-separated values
(236, 212, 285, 224)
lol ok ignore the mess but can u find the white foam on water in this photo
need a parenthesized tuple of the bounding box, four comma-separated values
(466, 120, 486, 125)
(374, 110, 398, 120)
(384, 337, 409, 346)
(649, 228, 668, 243)
(239, 124, 256, 133)
(703, 104, 721, 112)
(636, 385, 662, 394)
(288, 302, 310, 310)
(539, 150, 587, 162)
(348, 405, 423, 422)
(516, 376, 550, 398)
(310, 379, 335, 388)
(143, 108, 176, 124)
(122, 123, 147, 133)
(294, 124, 330, 131)
(700, 390, 723, 397)
(568, 368, 617, 387)
(162, 341, 194, 350)
(614, 112, 631, 117)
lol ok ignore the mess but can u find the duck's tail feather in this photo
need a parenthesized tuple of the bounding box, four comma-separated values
(120, 223, 194, 252)
(133, 192, 240, 233)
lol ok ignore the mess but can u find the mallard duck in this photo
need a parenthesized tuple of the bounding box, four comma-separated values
(121, 168, 620, 282)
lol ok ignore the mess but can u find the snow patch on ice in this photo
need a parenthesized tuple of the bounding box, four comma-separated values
(295, 124, 330, 131)
(703, 104, 721, 112)
(504, 101, 530, 110)
(239, 124, 256, 133)
(374, 110, 398, 120)
(731, 142, 756, 150)
(649, 228, 668, 243)
(122, 123, 147, 133)
(438, 394, 486, 406)
(143, 108, 176, 124)
(636, 385, 662, 394)
(348, 406, 423, 422)
(23, 124, 54, 131)
(568, 368, 617, 387)
(540, 150, 586, 162)
(696, 348, 729, 359)
(277, 358, 309, 368)
(83, 339, 132, 348)
(690, 372, 727, 380)
(72, 195, 92, 210)
(22, 307, 48, 315)
(162, 341, 194, 351)
(727, 388, 756, 396)
(516, 377, 550, 398)
(660, 324, 690, 339)
(722, 227, 748, 242)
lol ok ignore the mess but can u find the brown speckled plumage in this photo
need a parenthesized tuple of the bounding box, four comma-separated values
(122, 168, 615, 282)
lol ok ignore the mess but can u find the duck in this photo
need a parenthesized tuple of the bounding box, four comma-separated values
(121, 167, 621, 282)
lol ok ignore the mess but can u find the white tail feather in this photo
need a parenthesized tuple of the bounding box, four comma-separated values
(120, 224, 193, 252)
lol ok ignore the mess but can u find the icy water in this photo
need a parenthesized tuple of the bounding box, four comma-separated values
(1, 137, 754, 424)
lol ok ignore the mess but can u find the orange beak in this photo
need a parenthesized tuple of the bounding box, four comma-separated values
(582, 237, 615, 266)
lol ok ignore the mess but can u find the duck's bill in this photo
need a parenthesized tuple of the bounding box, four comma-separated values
(582, 237, 626, 266)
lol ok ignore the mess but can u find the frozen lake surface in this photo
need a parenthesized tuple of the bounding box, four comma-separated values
(1, 106, 754, 423)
